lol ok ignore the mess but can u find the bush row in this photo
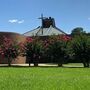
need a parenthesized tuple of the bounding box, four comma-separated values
(0, 34, 90, 67)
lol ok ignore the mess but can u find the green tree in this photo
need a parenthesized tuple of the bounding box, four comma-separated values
(24, 37, 44, 66)
(0, 37, 19, 66)
(71, 27, 86, 37)
(46, 35, 70, 67)
(71, 34, 90, 67)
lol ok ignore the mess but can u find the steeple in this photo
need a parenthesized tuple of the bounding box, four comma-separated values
(23, 15, 66, 36)
(38, 14, 56, 28)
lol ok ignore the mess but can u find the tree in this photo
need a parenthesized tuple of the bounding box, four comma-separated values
(22, 37, 44, 67)
(46, 35, 71, 67)
(71, 27, 86, 37)
(0, 37, 19, 66)
(71, 34, 90, 67)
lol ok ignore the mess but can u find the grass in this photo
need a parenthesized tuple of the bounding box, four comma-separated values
(0, 66, 90, 90)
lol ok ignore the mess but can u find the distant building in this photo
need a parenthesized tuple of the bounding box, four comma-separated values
(23, 15, 66, 36)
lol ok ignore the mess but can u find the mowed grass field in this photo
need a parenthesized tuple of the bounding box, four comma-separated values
(0, 66, 90, 90)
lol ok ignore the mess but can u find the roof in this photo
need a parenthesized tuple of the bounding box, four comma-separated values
(23, 16, 67, 36)
(23, 25, 66, 36)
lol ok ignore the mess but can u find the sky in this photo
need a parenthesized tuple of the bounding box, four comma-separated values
(0, 0, 90, 34)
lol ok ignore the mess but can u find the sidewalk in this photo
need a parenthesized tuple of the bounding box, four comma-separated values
(0, 63, 83, 67)
(0, 64, 58, 67)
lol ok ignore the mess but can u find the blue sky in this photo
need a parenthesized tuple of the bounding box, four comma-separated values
(0, 0, 90, 34)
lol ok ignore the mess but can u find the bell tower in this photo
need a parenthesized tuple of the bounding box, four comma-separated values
(39, 14, 56, 28)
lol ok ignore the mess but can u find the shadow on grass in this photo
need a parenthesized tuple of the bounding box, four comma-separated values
(62, 66, 84, 68)
(3, 65, 59, 68)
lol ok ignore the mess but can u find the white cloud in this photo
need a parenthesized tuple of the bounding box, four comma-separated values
(18, 20, 24, 24)
(8, 19, 18, 23)
(8, 19, 24, 24)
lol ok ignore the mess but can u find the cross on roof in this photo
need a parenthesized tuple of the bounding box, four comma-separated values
(38, 14, 46, 20)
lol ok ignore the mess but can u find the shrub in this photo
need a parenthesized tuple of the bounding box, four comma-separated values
(21, 37, 44, 66)
(45, 35, 71, 67)
(71, 34, 90, 67)
(0, 37, 19, 66)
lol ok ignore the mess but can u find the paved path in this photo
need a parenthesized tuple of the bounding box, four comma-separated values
(0, 64, 58, 67)
(0, 63, 83, 67)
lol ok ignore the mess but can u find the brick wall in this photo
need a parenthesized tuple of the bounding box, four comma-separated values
(0, 32, 26, 64)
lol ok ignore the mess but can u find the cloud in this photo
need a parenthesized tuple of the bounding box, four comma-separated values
(8, 19, 18, 23)
(8, 19, 24, 24)
(18, 20, 24, 24)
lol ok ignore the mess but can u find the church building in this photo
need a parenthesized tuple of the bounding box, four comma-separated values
(23, 15, 66, 36)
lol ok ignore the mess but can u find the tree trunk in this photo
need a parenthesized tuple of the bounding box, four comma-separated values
(58, 58, 63, 67)
(29, 61, 30, 67)
(8, 57, 11, 67)
(58, 63, 63, 67)
(83, 59, 89, 68)
(28, 57, 31, 67)
(83, 62, 87, 67)
(34, 63, 38, 67)
(86, 61, 89, 68)
(34, 58, 38, 67)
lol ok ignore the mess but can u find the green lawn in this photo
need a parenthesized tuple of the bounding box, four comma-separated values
(0, 67, 90, 90)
